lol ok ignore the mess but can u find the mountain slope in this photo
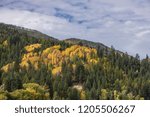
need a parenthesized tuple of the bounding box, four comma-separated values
(64, 38, 125, 56)
(0, 23, 58, 41)
(0, 23, 150, 100)
(65, 38, 107, 49)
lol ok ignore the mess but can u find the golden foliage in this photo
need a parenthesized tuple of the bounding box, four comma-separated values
(21, 52, 40, 69)
(3, 40, 8, 46)
(10, 83, 49, 100)
(52, 67, 61, 76)
(2, 44, 99, 74)
(80, 91, 86, 100)
(20, 61, 29, 68)
(89, 59, 98, 64)
(62, 45, 98, 63)
(0, 91, 8, 100)
(72, 64, 76, 71)
(101, 89, 108, 100)
(22, 52, 38, 61)
(42, 45, 61, 56)
(24, 43, 42, 52)
(42, 45, 62, 67)
(1, 62, 15, 72)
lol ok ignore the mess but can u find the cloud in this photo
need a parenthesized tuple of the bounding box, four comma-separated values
(136, 30, 150, 37)
(0, 0, 150, 58)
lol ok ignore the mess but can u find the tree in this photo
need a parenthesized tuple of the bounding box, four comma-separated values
(89, 86, 97, 100)
(10, 83, 49, 100)
(97, 45, 104, 58)
(0, 71, 2, 85)
(68, 88, 80, 100)
(4, 72, 22, 92)
(61, 61, 73, 86)
(75, 62, 85, 83)
(45, 74, 53, 99)
(100, 89, 108, 100)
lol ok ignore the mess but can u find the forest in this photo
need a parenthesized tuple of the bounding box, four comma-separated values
(0, 23, 150, 100)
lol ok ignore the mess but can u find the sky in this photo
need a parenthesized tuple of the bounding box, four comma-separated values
(0, 0, 150, 58)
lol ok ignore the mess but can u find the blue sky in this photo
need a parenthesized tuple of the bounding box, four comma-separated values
(0, 0, 150, 58)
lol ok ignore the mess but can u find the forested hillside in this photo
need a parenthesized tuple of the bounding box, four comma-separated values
(0, 23, 150, 100)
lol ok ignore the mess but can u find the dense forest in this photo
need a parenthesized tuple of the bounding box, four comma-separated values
(0, 23, 150, 100)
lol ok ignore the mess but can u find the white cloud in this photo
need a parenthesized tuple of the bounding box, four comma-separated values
(136, 30, 150, 38)
(0, 0, 150, 58)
